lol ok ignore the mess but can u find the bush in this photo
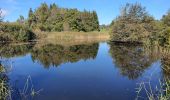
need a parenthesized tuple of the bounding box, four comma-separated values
(0, 23, 35, 42)
(159, 27, 170, 47)
(110, 3, 155, 43)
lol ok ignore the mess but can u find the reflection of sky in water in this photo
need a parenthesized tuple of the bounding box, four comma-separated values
(2, 42, 165, 100)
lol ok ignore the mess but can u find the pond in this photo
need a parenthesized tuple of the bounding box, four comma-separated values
(0, 41, 169, 100)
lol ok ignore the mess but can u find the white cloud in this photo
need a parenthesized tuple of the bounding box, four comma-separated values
(1, 9, 8, 17)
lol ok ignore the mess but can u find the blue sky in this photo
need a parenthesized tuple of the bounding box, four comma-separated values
(0, 0, 170, 25)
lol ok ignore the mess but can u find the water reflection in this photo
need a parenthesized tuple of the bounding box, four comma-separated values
(109, 43, 160, 80)
(0, 42, 170, 99)
(0, 43, 34, 58)
(31, 43, 99, 68)
(0, 43, 99, 68)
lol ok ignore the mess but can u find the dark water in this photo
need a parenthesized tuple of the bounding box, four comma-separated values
(0, 42, 169, 100)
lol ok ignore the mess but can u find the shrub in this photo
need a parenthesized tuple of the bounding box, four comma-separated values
(0, 23, 35, 42)
(159, 27, 170, 47)
(110, 3, 155, 43)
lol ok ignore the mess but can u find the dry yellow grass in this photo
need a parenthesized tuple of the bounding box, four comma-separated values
(36, 31, 110, 46)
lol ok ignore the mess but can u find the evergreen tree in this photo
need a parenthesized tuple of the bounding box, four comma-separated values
(26, 3, 100, 32)
(35, 3, 49, 31)
(47, 3, 63, 31)
(28, 8, 36, 28)
(92, 11, 100, 31)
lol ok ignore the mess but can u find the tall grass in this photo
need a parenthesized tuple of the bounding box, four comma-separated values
(136, 79, 170, 100)
(35, 31, 110, 46)
(0, 63, 12, 100)
(43, 31, 110, 40)
(0, 60, 42, 100)
(136, 77, 170, 99)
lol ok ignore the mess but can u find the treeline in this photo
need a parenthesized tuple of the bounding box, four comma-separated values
(27, 3, 99, 32)
(0, 3, 100, 42)
(110, 3, 170, 47)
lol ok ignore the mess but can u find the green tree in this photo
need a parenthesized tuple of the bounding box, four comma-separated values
(34, 3, 49, 31)
(92, 11, 100, 31)
(158, 10, 170, 47)
(26, 3, 100, 32)
(1, 23, 35, 41)
(110, 3, 155, 43)
(162, 10, 170, 26)
(28, 8, 37, 29)
(47, 3, 63, 31)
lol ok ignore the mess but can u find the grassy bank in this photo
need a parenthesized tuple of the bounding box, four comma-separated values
(0, 22, 110, 44)
(36, 31, 110, 46)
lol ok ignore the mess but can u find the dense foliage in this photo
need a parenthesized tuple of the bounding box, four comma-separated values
(110, 3, 155, 43)
(0, 23, 35, 41)
(162, 10, 170, 27)
(27, 3, 100, 32)
(159, 11, 170, 47)
(0, 3, 100, 42)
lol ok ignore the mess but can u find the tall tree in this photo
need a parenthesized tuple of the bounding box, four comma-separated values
(47, 3, 63, 31)
(92, 11, 100, 31)
(26, 3, 100, 32)
(35, 3, 49, 31)
(111, 3, 155, 42)
(28, 8, 36, 28)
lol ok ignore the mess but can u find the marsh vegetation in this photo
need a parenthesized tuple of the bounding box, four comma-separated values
(0, 2, 170, 100)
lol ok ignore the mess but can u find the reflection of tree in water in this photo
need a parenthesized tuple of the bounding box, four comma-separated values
(0, 43, 99, 68)
(0, 43, 34, 58)
(109, 43, 160, 80)
(31, 43, 99, 68)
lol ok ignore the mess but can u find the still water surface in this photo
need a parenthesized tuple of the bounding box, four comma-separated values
(0, 42, 168, 100)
